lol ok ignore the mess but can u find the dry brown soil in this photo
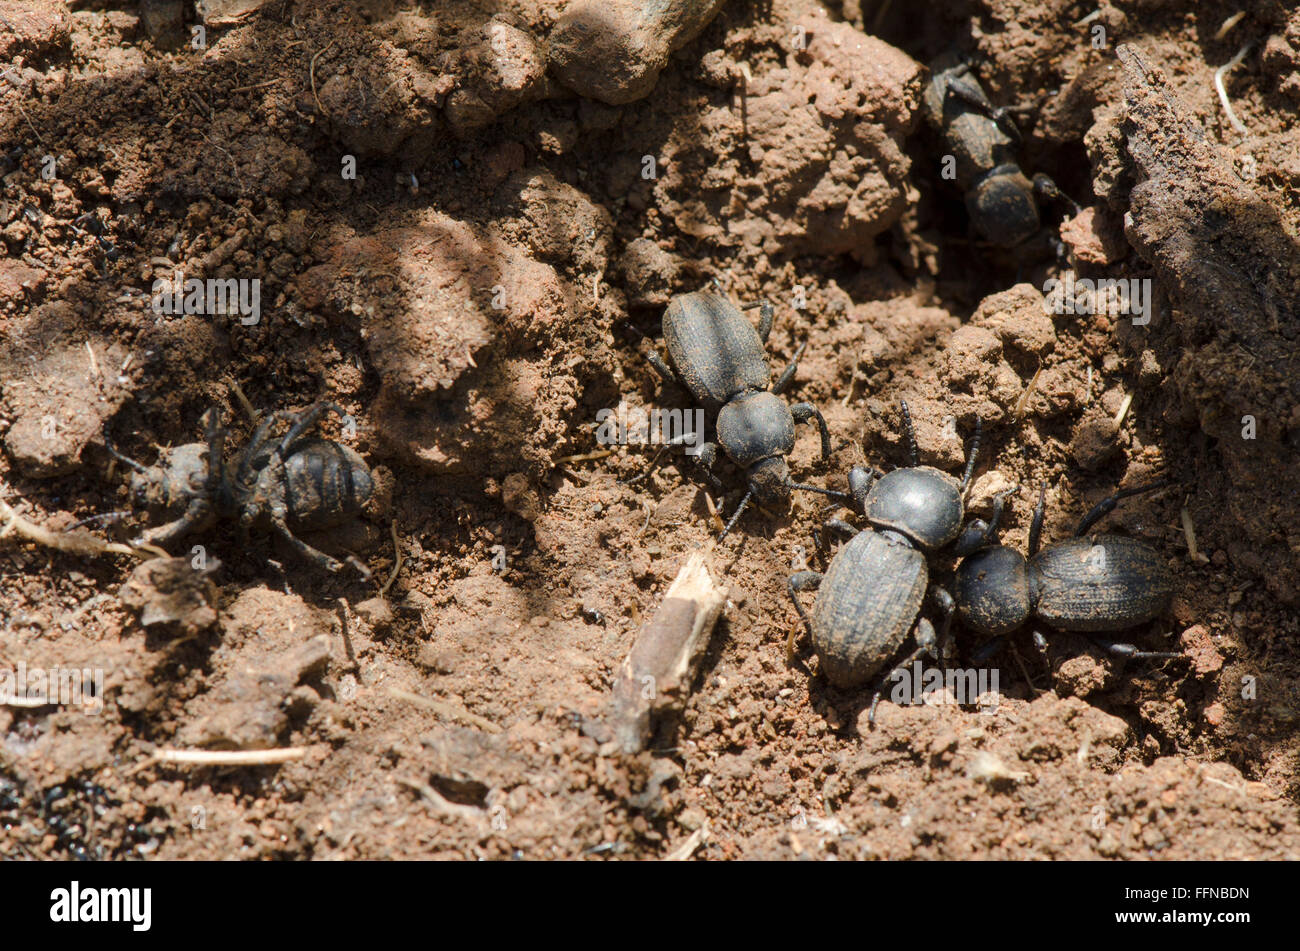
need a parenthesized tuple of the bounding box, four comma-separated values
(0, 0, 1298, 860)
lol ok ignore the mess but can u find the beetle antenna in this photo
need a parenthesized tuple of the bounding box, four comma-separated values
(1073, 478, 1172, 537)
(65, 510, 129, 530)
(1028, 484, 1047, 557)
(102, 433, 147, 473)
(621, 320, 651, 342)
(717, 487, 754, 541)
(789, 482, 850, 501)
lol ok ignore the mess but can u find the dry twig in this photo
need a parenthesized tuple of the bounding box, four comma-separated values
(607, 552, 726, 753)
(152, 747, 311, 766)
(0, 492, 156, 560)
(310, 40, 338, 118)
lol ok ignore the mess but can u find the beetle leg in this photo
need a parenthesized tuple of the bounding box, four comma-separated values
(821, 518, 858, 545)
(786, 571, 822, 642)
(813, 517, 856, 558)
(790, 483, 850, 504)
(915, 616, 938, 652)
(622, 321, 680, 387)
(945, 72, 994, 113)
(932, 585, 956, 640)
(868, 617, 938, 727)
(748, 298, 774, 343)
(102, 429, 148, 473)
(136, 496, 213, 548)
(68, 510, 130, 530)
(970, 635, 1007, 665)
(1048, 231, 1071, 267)
(271, 516, 344, 573)
(930, 586, 959, 666)
(619, 446, 669, 487)
(868, 602, 961, 727)
(953, 486, 1016, 556)
(1074, 479, 1171, 537)
(790, 401, 831, 460)
(1031, 629, 1051, 668)
(245, 410, 296, 454)
(1028, 485, 1047, 556)
(644, 348, 679, 387)
(277, 401, 347, 455)
(959, 417, 984, 491)
(237, 409, 297, 483)
(771, 341, 807, 394)
(343, 554, 373, 581)
(988, 106, 1022, 144)
(693, 442, 725, 492)
(945, 72, 1022, 144)
(812, 520, 858, 559)
(622, 421, 712, 488)
(1088, 636, 1182, 662)
(200, 406, 227, 497)
(897, 400, 920, 468)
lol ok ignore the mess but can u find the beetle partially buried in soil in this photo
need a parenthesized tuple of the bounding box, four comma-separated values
(787, 401, 1013, 722)
(923, 55, 1077, 250)
(105, 402, 375, 576)
(635, 287, 843, 538)
(955, 480, 1181, 665)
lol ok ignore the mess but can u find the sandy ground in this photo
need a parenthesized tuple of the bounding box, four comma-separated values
(0, 0, 1298, 859)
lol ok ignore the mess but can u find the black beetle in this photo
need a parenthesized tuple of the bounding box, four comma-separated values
(922, 56, 1076, 249)
(639, 288, 841, 538)
(955, 480, 1180, 663)
(106, 401, 374, 575)
(787, 401, 1012, 721)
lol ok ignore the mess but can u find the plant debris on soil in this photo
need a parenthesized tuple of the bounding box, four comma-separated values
(0, 0, 1298, 861)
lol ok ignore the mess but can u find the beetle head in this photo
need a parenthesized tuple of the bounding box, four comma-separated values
(128, 443, 210, 514)
(747, 455, 791, 507)
(126, 467, 165, 510)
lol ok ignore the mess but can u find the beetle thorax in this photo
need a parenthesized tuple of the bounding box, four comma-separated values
(716, 390, 796, 469)
(967, 167, 1039, 247)
(954, 544, 1033, 637)
(866, 466, 965, 552)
